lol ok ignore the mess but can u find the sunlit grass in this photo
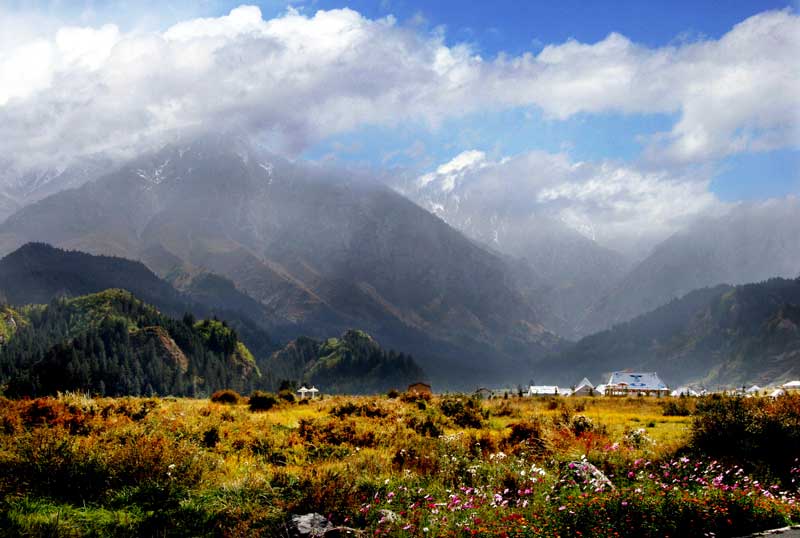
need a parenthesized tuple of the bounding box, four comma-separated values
(0, 392, 796, 537)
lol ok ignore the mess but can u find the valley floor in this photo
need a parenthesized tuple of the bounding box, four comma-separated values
(0, 392, 798, 537)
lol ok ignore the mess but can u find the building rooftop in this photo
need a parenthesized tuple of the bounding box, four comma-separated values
(607, 371, 668, 391)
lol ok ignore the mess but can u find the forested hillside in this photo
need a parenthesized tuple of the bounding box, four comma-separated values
(0, 242, 276, 360)
(540, 277, 800, 387)
(0, 290, 259, 397)
(263, 329, 425, 394)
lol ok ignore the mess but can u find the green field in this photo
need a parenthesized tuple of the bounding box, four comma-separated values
(1, 392, 798, 537)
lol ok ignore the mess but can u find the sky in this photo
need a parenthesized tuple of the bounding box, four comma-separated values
(0, 0, 798, 251)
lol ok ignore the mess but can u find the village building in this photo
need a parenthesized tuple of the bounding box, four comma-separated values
(571, 377, 595, 397)
(407, 382, 432, 396)
(473, 388, 493, 399)
(670, 386, 701, 397)
(604, 371, 670, 397)
(527, 385, 561, 397)
(781, 380, 800, 393)
(745, 385, 762, 396)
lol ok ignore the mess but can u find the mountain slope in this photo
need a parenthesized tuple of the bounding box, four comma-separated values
(581, 198, 800, 335)
(400, 158, 631, 340)
(0, 134, 560, 386)
(0, 289, 259, 397)
(0, 155, 113, 223)
(0, 243, 275, 359)
(263, 329, 426, 394)
(540, 277, 800, 387)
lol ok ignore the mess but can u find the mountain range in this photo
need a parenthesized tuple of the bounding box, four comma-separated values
(579, 198, 800, 335)
(0, 135, 559, 386)
(402, 158, 800, 340)
(0, 133, 797, 389)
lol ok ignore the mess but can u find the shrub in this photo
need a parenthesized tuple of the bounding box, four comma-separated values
(210, 389, 241, 405)
(400, 391, 431, 403)
(387, 388, 400, 399)
(570, 415, 595, 436)
(439, 396, 486, 429)
(278, 390, 296, 403)
(407, 414, 443, 437)
(663, 400, 691, 416)
(248, 391, 278, 412)
(331, 400, 388, 419)
(492, 401, 518, 417)
(691, 394, 800, 484)
(202, 427, 220, 448)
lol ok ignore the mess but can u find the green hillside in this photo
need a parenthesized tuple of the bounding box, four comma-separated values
(264, 329, 426, 394)
(0, 242, 275, 359)
(0, 289, 259, 397)
(540, 277, 800, 387)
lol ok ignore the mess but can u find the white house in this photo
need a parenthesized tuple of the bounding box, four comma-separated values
(571, 378, 595, 397)
(605, 371, 670, 397)
(527, 385, 561, 397)
(781, 380, 800, 393)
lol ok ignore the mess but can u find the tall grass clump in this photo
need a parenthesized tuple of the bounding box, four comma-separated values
(248, 390, 278, 411)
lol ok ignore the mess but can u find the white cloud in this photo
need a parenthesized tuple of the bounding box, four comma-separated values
(412, 150, 726, 255)
(0, 5, 797, 170)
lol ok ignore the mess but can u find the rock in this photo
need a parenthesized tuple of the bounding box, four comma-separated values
(291, 513, 333, 537)
(566, 458, 614, 491)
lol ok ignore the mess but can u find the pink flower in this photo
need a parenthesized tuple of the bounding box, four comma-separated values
(558, 505, 566, 511)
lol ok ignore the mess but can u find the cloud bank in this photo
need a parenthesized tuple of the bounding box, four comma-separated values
(1, 5, 798, 170)
(410, 150, 726, 255)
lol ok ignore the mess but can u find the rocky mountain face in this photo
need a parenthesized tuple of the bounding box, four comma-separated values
(0, 135, 560, 386)
(581, 198, 800, 335)
(399, 158, 631, 340)
(538, 277, 800, 388)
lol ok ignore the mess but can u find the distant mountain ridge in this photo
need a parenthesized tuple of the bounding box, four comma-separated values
(0, 155, 114, 223)
(540, 276, 800, 388)
(580, 198, 800, 335)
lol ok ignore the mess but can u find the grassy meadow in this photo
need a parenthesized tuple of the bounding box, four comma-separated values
(1, 391, 798, 537)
